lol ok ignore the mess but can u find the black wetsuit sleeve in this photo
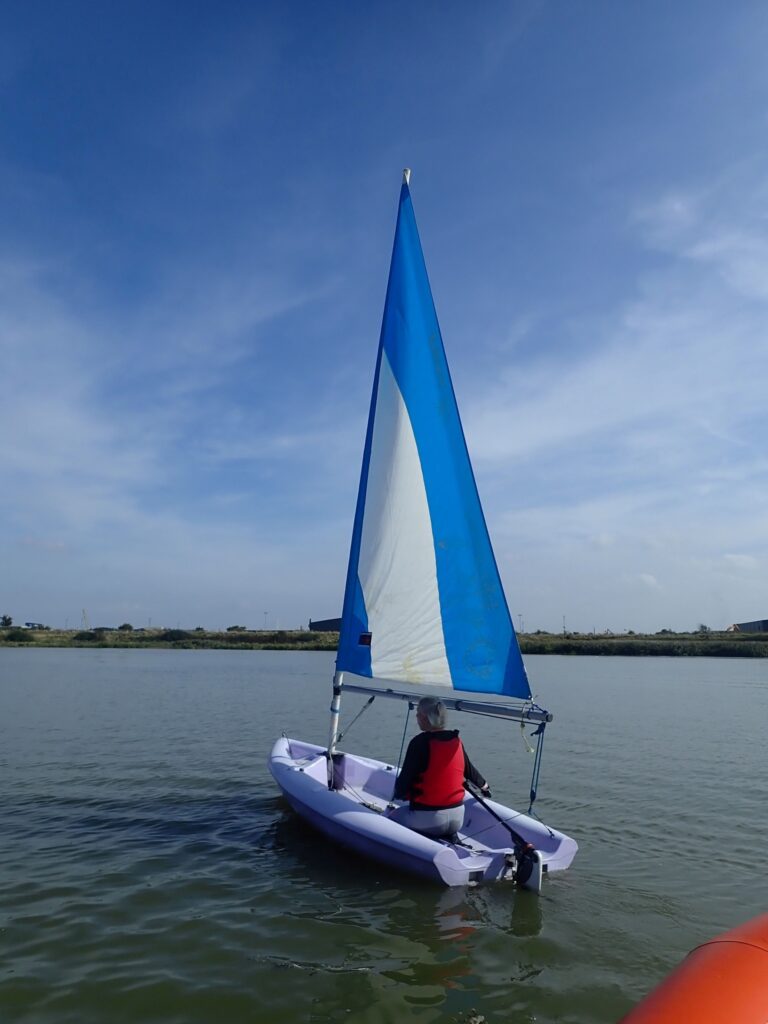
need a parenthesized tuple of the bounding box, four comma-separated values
(463, 749, 487, 790)
(394, 733, 429, 800)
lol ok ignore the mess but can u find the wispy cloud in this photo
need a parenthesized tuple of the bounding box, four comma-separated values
(0, 242, 356, 627)
(463, 165, 768, 631)
(638, 573, 661, 590)
(722, 553, 759, 571)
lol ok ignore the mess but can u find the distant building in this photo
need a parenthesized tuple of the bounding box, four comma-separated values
(727, 619, 768, 633)
(309, 617, 342, 632)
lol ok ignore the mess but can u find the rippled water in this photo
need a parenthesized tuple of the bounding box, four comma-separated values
(2, 649, 767, 1023)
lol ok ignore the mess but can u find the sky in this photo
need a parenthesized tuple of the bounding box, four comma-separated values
(2, 0, 768, 634)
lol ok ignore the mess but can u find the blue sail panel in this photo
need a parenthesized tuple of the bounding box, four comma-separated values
(337, 576, 372, 678)
(337, 181, 530, 700)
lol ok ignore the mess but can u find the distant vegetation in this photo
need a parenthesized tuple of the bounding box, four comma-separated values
(1, 624, 768, 656)
(518, 630, 768, 658)
(5, 628, 32, 643)
(0, 626, 337, 651)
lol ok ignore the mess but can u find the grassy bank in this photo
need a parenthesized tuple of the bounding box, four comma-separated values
(0, 628, 338, 651)
(2, 627, 767, 657)
(518, 631, 768, 658)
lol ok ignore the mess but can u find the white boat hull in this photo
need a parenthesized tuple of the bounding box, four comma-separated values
(269, 736, 577, 889)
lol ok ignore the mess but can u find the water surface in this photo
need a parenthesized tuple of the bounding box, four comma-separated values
(1, 649, 767, 1022)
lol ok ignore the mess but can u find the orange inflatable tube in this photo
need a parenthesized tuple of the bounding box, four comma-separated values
(620, 912, 768, 1023)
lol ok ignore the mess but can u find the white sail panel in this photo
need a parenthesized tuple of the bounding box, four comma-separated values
(357, 352, 451, 685)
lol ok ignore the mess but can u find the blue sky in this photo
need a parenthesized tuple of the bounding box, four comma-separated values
(3, 1, 768, 632)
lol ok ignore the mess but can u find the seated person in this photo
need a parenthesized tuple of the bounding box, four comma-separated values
(387, 696, 491, 838)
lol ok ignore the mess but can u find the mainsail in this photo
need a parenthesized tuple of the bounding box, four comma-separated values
(337, 175, 530, 700)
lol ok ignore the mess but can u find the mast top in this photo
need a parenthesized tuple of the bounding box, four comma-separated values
(402, 167, 411, 185)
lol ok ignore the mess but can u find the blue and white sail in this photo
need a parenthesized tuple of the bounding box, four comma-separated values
(337, 175, 530, 700)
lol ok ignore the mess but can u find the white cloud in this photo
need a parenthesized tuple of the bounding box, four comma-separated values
(638, 573, 660, 590)
(462, 165, 768, 632)
(634, 190, 704, 245)
(0, 247, 357, 627)
(722, 553, 759, 571)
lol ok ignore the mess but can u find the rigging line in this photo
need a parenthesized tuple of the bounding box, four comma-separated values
(519, 717, 534, 754)
(450, 707, 536, 723)
(527, 723, 545, 812)
(338, 780, 385, 814)
(521, 802, 555, 837)
(391, 701, 414, 802)
(463, 794, 558, 847)
(526, 725, 555, 837)
(337, 695, 376, 743)
(525, 806, 554, 836)
(460, 798, 544, 847)
(460, 794, 531, 840)
(518, 695, 536, 752)
(459, 819, 500, 842)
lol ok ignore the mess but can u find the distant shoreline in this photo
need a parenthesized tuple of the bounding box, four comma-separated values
(0, 628, 338, 652)
(2, 627, 767, 657)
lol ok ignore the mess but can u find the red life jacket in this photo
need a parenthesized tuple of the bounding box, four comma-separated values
(412, 734, 465, 808)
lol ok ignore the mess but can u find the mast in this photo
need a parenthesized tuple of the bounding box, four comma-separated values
(327, 671, 343, 758)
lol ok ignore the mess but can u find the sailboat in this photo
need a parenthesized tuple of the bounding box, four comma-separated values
(269, 171, 577, 891)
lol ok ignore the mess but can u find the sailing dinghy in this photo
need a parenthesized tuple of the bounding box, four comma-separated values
(269, 171, 577, 891)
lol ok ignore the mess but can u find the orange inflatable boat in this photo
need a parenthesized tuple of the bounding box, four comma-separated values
(620, 912, 768, 1023)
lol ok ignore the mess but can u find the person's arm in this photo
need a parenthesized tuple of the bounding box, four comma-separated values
(463, 749, 490, 793)
(393, 733, 429, 800)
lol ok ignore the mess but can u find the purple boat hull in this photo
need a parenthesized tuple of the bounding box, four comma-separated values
(269, 737, 577, 887)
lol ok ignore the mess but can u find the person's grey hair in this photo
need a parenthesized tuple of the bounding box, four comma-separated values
(417, 697, 446, 729)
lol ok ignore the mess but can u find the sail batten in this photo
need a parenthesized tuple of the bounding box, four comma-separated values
(337, 181, 530, 700)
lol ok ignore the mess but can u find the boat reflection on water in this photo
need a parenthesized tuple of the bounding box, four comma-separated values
(510, 889, 544, 939)
(266, 807, 551, 1018)
(426, 886, 542, 966)
(272, 805, 541, 931)
(271, 801, 544, 934)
